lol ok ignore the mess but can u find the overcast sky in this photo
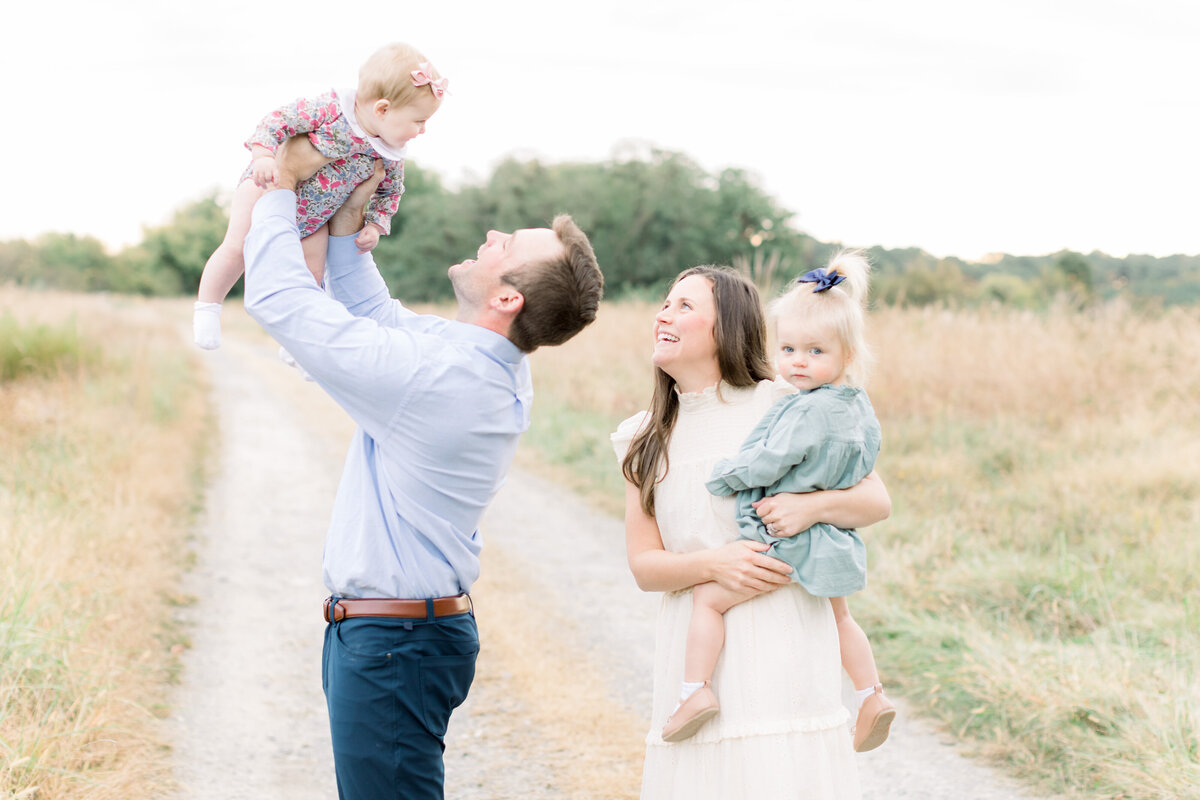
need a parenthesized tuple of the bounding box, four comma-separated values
(5, 0, 1198, 261)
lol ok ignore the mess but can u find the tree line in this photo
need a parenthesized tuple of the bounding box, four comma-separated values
(2, 147, 1196, 308)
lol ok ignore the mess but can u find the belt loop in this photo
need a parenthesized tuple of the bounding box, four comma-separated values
(425, 598, 435, 621)
(330, 595, 343, 624)
(466, 593, 474, 616)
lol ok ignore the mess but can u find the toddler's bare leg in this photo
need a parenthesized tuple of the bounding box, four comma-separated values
(302, 225, 329, 287)
(835, 596, 896, 751)
(683, 582, 757, 684)
(831, 596, 880, 690)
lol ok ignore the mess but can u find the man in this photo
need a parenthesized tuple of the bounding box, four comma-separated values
(242, 142, 603, 799)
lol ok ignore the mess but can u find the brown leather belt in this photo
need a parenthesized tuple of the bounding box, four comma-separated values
(323, 595, 471, 623)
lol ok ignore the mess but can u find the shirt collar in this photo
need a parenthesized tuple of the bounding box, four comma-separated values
(337, 88, 409, 161)
(442, 319, 525, 366)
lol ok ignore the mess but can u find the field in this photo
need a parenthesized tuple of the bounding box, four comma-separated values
(0, 290, 209, 799)
(2, 287, 1198, 799)
(521, 297, 1200, 799)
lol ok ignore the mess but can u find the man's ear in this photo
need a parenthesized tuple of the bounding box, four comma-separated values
(489, 287, 524, 317)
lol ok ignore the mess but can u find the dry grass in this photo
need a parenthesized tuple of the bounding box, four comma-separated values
(523, 298, 1200, 799)
(6, 285, 1192, 797)
(469, 545, 645, 800)
(0, 288, 210, 799)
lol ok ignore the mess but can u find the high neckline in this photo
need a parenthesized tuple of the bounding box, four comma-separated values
(675, 381, 756, 411)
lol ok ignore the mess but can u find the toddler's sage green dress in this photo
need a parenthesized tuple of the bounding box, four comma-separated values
(706, 383, 881, 598)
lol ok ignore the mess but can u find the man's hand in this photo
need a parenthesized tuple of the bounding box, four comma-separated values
(328, 160, 387, 238)
(274, 135, 331, 191)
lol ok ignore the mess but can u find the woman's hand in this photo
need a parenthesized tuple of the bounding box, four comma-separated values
(626, 482, 791, 594)
(753, 494, 818, 538)
(754, 472, 892, 537)
(707, 539, 792, 595)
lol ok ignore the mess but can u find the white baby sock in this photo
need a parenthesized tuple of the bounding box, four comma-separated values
(679, 680, 706, 704)
(193, 302, 222, 350)
(854, 686, 878, 708)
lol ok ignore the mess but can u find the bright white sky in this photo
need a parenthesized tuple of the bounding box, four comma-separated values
(4, 0, 1198, 261)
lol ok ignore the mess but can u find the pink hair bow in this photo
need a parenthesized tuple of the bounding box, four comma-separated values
(411, 62, 449, 97)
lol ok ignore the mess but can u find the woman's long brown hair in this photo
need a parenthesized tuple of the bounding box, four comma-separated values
(621, 266, 772, 517)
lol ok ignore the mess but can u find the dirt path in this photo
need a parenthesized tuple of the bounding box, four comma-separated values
(165, 309, 1055, 799)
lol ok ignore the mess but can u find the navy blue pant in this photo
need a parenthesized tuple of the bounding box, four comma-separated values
(322, 604, 479, 800)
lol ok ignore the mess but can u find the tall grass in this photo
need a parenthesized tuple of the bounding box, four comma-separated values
(516, 300, 655, 514)
(0, 289, 210, 799)
(0, 313, 97, 383)
(523, 298, 1200, 799)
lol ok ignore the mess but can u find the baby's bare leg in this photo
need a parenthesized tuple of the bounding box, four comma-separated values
(683, 582, 758, 684)
(831, 596, 880, 690)
(197, 179, 265, 303)
(302, 225, 329, 286)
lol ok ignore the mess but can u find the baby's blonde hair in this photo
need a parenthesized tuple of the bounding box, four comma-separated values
(770, 249, 875, 387)
(358, 42, 445, 107)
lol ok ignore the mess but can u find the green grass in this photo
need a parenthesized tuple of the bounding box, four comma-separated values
(860, 411, 1199, 798)
(0, 312, 97, 383)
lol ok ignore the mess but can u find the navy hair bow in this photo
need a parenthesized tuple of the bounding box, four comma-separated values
(796, 268, 846, 293)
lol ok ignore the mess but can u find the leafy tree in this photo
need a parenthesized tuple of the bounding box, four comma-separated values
(0, 240, 40, 286)
(4, 148, 1199, 309)
(1053, 251, 1095, 306)
(977, 273, 1035, 307)
(372, 163, 485, 300)
(138, 193, 228, 295)
(30, 234, 113, 291)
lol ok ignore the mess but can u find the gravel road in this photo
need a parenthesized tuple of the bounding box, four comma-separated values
(164, 312, 1056, 799)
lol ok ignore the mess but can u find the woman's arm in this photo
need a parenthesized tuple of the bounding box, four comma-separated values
(624, 482, 793, 594)
(753, 470, 892, 537)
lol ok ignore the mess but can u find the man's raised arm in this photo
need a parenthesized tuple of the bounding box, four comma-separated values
(320, 159, 413, 326)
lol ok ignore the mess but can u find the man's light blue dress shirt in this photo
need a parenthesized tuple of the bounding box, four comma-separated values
(243, 190, 532, 599)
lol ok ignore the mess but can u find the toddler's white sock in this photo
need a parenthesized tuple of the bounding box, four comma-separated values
(193, 302, 222, 350)
(679, 680, 706, 704)
(854, 685, 878, 708)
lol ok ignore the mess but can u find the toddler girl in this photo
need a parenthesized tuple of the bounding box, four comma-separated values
(662, 250, 896, 752)
(193, 42, 447, 349)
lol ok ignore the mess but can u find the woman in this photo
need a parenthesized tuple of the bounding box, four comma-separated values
(612, 266, 891, 799)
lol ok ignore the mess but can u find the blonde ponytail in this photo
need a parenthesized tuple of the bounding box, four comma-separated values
(770, 249, 875, 386)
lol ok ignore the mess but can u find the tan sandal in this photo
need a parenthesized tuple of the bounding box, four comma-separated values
(662, 682, 720, 743)
(852, 683, 896, 752)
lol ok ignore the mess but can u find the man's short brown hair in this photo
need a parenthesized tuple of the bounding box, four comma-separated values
(502, 215, 603, 353)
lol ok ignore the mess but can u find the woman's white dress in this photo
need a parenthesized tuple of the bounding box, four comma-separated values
(612, 380, 861, 800)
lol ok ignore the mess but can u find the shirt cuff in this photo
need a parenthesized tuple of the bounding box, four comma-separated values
(326, 232, 373, 280)
(251, 189, 298, 227)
